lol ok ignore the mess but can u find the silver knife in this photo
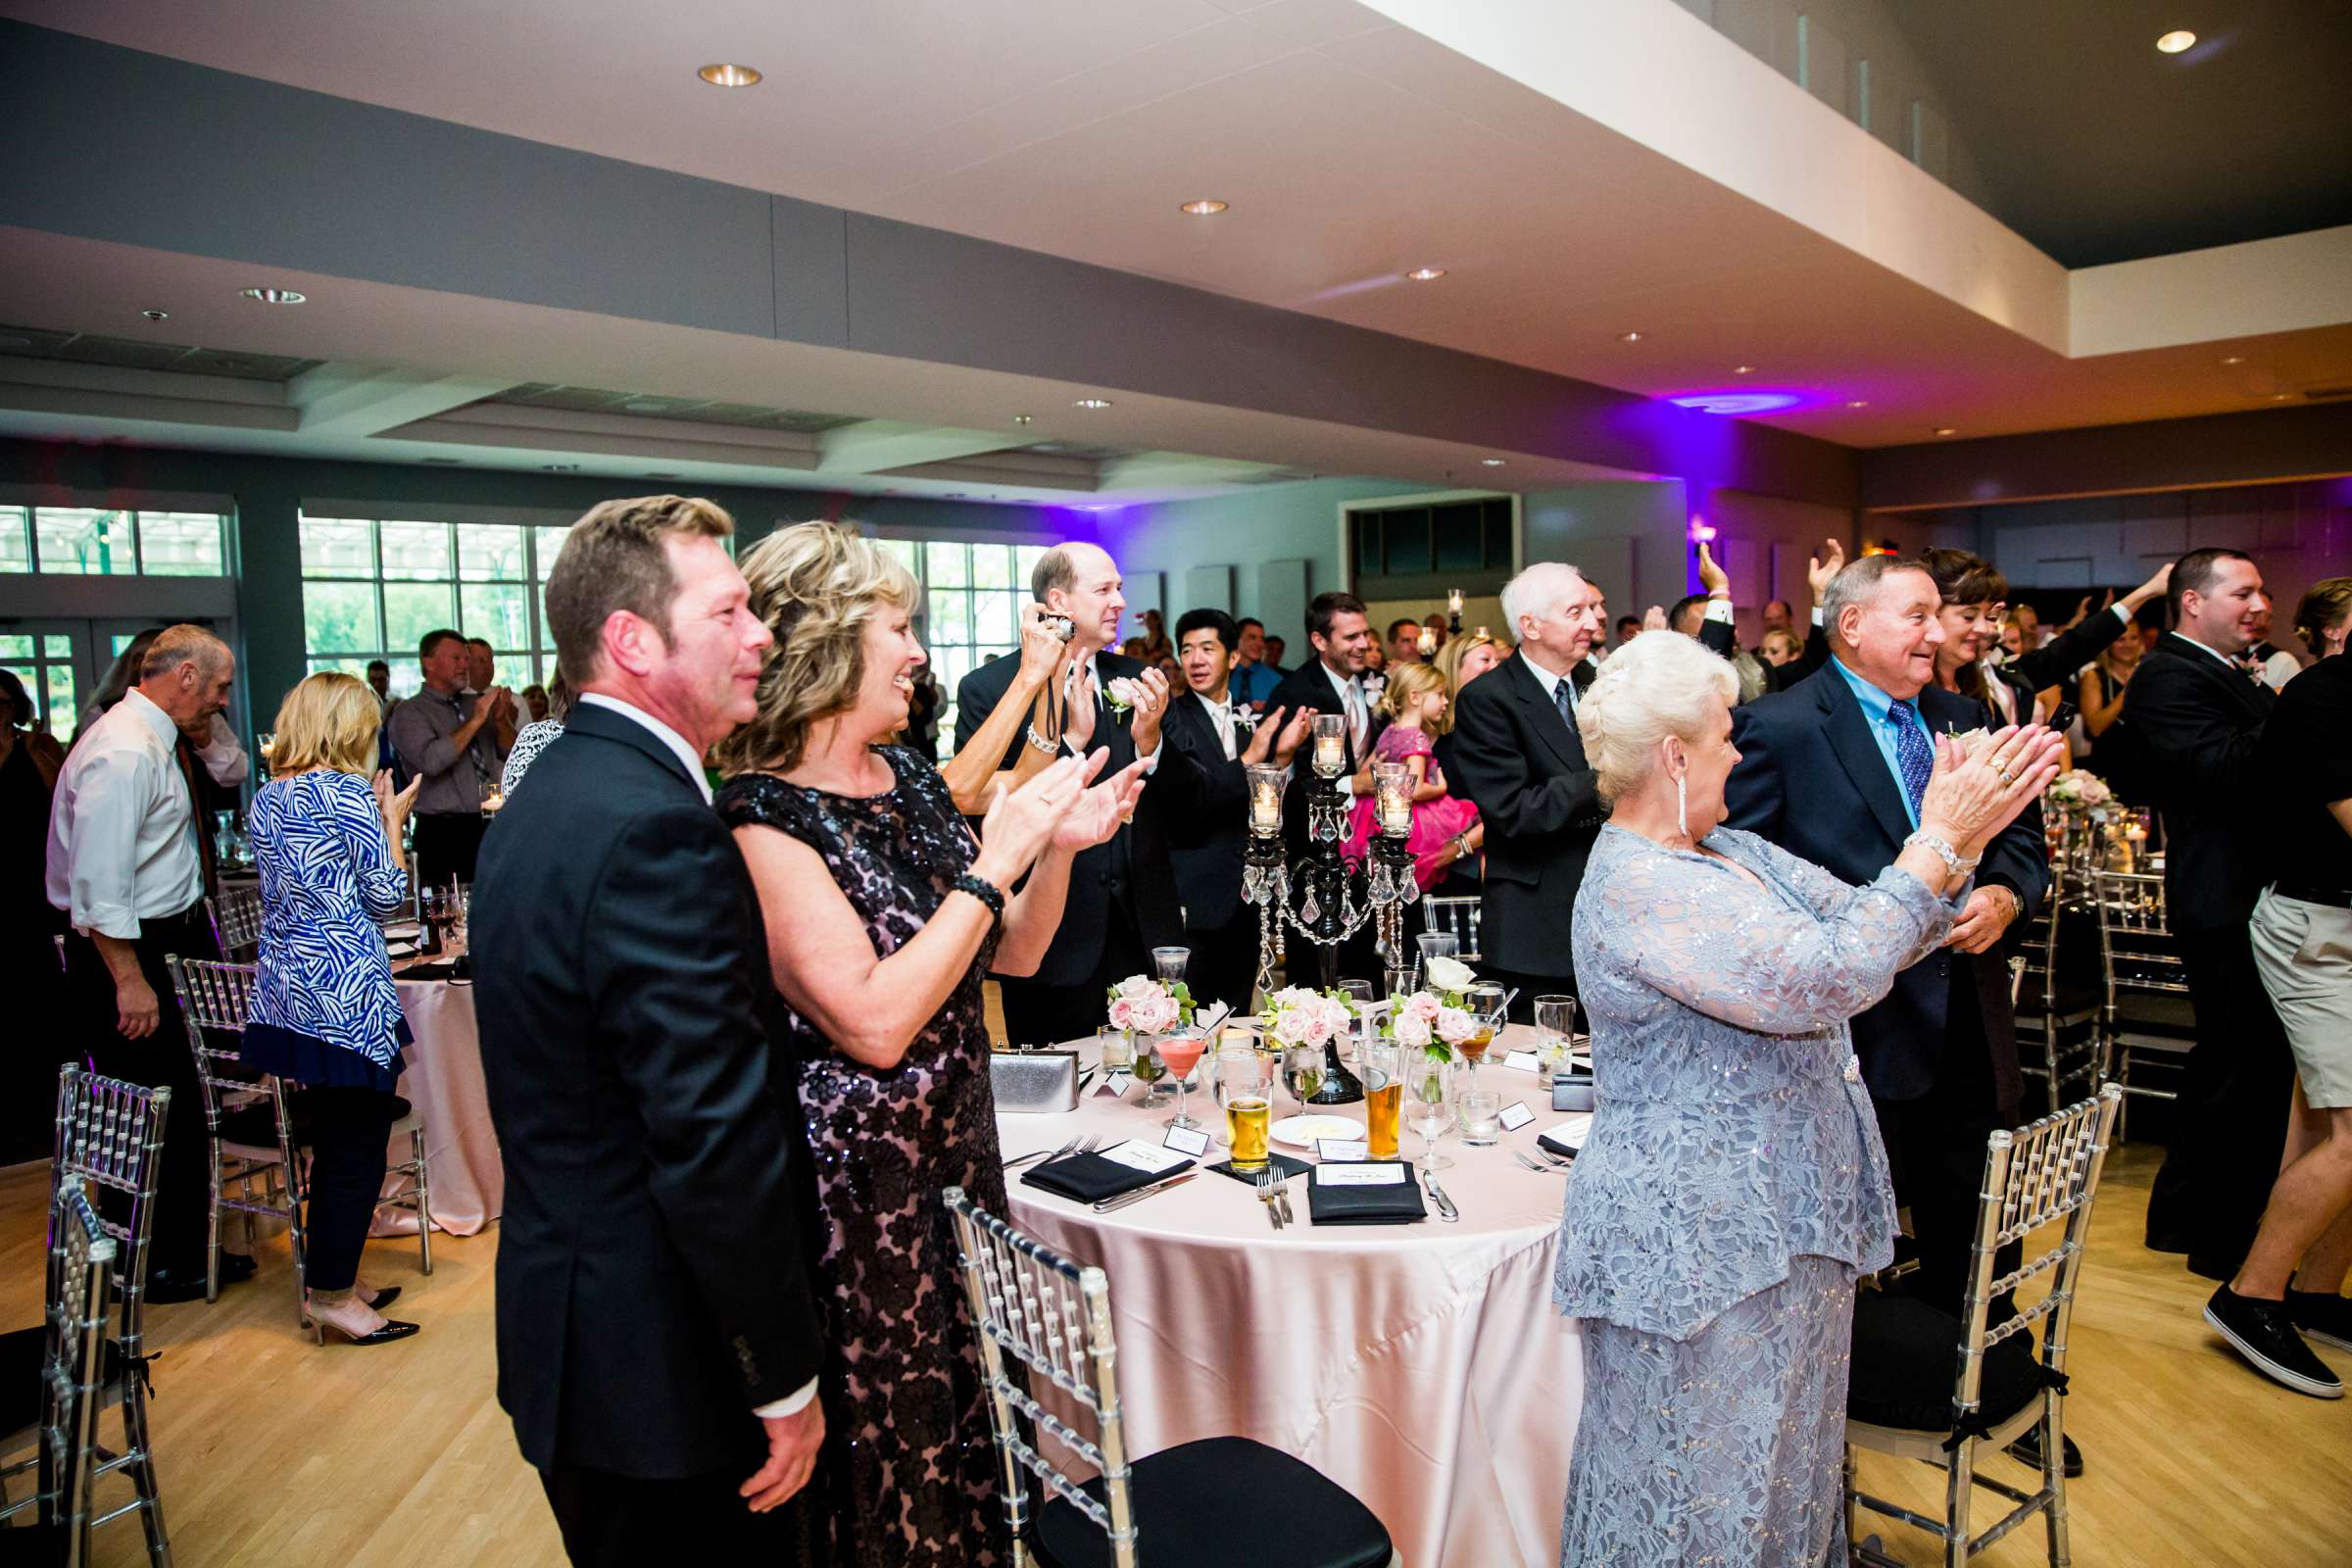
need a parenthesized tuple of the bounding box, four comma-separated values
(1423, 1168, 1459, 1223)
(1276, 1182, 1296, 1227)
(1094, 1172, 1197, 1212)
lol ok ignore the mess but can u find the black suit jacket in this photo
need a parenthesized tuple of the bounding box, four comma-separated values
(1160, 690, 1256, 932)
(471, 702, 824, 1477)
(1723, 664, 2050, 1112)
(1264, 662, 1388, 859)
(954, 651, 1196, 986)
(1448, 653, 1601, 977)
(2119, 633, 2276, 933)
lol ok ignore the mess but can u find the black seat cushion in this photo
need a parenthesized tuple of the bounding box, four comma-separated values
(1032, 1436, 1392, 1568)
(1848, 1289, 2043, 1433)
(2112, 992, 2196, 1039)
(216, 1094, 412, 1151)
(1, 1323, 139, 1435)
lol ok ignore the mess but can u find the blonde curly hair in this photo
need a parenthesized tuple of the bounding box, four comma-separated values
(1576, 630, 1739, 808)
(714, 521, 918, 775)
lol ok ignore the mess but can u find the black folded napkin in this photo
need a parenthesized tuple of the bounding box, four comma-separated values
(1204, 1152, 1310, 1186)
(1020, 1150, 1194, 1204)
(1304, 1162, 1427, 1225)
(398, 957, 471, 983)
(1537, 1124, 1587, 1161)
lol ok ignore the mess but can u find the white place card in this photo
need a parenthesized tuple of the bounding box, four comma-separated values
(1313, 1161, 1409, 1188)
(1542, 1114, 1595, 1152)
(1095, 1071, 1134, 1099)
(1316, 1138, 1371, 1161)
(1162, 1125, 1211, 1157)
(1501, 1050, 1544, 1072)
(1102, 1141, 1191, 1175)
(1497, 1101, 1535, 1132)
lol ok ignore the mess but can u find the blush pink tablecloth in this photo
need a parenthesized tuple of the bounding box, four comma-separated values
(998, 1029, 1585, 1568)
(374, 968, 504, 1237)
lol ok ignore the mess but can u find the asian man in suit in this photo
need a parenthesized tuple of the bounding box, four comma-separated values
(955, 543, 1200, 1044)
(1448, 562, 1613, 1021)
(1163, 609, 1312, 1014)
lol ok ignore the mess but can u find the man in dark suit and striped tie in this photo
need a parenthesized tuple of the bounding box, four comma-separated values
(1449, 562, 1613, 1021)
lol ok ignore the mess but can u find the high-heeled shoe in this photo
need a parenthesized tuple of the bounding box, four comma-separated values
(308, 1314, 422, 1348)
(361, 1286, 402, 1310)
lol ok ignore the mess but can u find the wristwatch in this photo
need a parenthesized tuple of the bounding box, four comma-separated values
(1902, 830, 1980, 878)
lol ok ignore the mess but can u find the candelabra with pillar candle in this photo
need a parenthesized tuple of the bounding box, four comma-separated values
(1241, 723, 1419, 1103)
(1446, 587, 1464, 639)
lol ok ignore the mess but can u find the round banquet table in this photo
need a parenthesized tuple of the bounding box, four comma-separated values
(997, 1024, 1588, 1568)
(372, 946, 505, 1237)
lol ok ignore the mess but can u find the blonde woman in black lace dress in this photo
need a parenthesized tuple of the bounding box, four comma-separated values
(714, 522, 1144, 1567)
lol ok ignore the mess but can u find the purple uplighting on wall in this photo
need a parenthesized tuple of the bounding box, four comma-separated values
(1667, 389, 1807, 416)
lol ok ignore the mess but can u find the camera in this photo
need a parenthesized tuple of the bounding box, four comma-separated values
(1045, 613, 1075, 643)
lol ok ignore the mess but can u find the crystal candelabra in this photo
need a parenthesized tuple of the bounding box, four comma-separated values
(1241, 726, 1421, 1103)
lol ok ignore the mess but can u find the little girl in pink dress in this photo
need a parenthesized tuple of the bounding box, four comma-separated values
(1345, 662, 1480, 892)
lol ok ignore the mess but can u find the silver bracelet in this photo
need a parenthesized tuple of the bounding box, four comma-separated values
(1023, 724, 1058, 758)
(1902, 830, 1980, 878)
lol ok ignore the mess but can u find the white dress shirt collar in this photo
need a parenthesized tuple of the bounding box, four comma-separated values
(122, 687, 180, 751)
(1519, 649, 1577, 704)
(578, 693, 712, 804)
(2167, 629, 2242, 672)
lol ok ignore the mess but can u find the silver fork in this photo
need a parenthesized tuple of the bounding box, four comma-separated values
(1006, 1131, 1097, 1170)
(1511, 1152, 1558, 1174)
(1257, 1165, 1285, 1230)
(1536, 1146, 1576, 1168)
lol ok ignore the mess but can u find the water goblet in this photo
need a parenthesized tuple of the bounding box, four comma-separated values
(1283, 1042, 1325, 1118)
(1410, 1053, 1454, 1172)
(1151, 946, 1190, 985)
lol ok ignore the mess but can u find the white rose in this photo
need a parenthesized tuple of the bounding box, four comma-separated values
(1114, 974, 1158, 1002)
(1270, 985, 1319, 1009)
(1107, 997, 1134, 1029)
(1435, 1005, 1476, 1045)
(1404, 992, 1443, 1024)
(1270, 1008, 1309, 1046)
(1393, 1011, 1433, 1049)
(1424, 955, 1476, 994)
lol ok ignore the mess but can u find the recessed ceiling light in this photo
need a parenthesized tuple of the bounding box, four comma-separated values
(1933, 426, 1957, 437)
(212, 358, 250, 371)
(1617, 330, 1644, 343)
(1011, 414, 1035, 425)
(141, 309, 170, 322)
(2156, 29, 2197, 53)
(1845, 399, 1870, 409)
(644, 471, 680, 480)
(543, 463, 580, 472)
(1733, 365, 1754, 375)
(698, 63, 762, 87)
(239, 287, 306, 305)
(2222, 355, 2245, 366)
(1073, 397, 1112, 409)
(946, 492, 968, 499)
(2272, 392, 2293, 402)
(1180, 199, 1229, 217)
(1481, 458, 1507, 467)
(1405, 267, 1446, 282)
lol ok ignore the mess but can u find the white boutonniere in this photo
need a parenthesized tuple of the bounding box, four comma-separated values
(1232, 705, 1260, 734)
(1943, 724, 1995, 762)
(1103, 675, 1141, 724)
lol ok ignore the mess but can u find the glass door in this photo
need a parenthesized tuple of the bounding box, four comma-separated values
(0, 620, 84, 744)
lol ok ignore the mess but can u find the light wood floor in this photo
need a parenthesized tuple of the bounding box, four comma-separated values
(4, 1142, 2344, 1567)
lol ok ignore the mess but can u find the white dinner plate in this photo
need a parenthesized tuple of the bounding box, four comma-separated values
(1271, 1113, 1361, 1150)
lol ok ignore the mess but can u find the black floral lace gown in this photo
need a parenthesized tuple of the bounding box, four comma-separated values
(716, 746, 1010, 1568)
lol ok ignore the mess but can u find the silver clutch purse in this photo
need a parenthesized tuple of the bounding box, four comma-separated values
(990, 1046, 1080, 1114)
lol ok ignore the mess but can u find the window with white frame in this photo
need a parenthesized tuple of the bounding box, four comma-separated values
(0, 505, 227, 577)
(299, 514, 571, 697)
(872, 535, 1053, 755)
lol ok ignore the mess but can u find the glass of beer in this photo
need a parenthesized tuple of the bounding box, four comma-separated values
(1218, 1047, 1273, 1173)
(1362, 1039, 1404, 1161)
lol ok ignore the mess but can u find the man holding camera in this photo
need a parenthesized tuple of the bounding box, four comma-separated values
(955, 544, 1204, 1044)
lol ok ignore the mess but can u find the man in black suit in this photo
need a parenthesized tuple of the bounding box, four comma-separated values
(1264, 592, 1390, 985)
(955, 542, 1198, 1044)
(1724, 554, 2052, 1313)
(1449, 562, 1612, 1021)
(472, 496, 825, 1565)
(2121, 548, 2294, 1282)
(1163, 609, 1312, 1014)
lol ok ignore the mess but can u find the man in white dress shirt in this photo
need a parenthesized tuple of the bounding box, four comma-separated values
(47, 623, 242, 1300)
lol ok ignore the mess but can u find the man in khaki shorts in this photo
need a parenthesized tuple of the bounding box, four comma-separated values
(2213, 648, 2352, 1397)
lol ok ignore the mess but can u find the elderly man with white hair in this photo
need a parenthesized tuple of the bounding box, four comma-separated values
(1448, 560, 1610, 1020)
(47, 622, 245, 1301)
(1554, 629, 2061, 1566)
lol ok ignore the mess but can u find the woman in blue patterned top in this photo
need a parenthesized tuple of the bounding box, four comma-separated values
(1553, 631, 2061, 1566)
(246, 671, 423, 1347)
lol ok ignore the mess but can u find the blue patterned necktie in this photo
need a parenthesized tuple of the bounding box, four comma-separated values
(1890, 699, 1934, 822)
(1553, 676, 1575, 728)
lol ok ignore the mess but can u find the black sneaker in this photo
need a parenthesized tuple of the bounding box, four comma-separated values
(2204, 1286, 2344, 1398)
(2287, 1288, 2352, 1354)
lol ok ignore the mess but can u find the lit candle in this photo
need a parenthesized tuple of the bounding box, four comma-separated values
(1416, 629, 1438, 657)
(1314, 732, 1345, 773)
(1376, 760, 1411, 835)
(1447, 588, 1464, 615)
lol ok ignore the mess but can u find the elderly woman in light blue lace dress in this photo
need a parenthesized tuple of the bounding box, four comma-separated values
(1555, 631, 2062, 1566)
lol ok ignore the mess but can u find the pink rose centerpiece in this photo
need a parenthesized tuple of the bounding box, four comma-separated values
(1259, 985, 1356, 1051)
(1106, 972, 1189, 1037)
(1388, 955, 1480, 1065)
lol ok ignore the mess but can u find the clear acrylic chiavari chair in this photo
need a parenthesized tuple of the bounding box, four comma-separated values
(1847, 1084, 2125, 1568)
(2088, 868, 2194, 1137)
(945, 1188, 1394, 1568)
(2013, 857, 2104, 1107)
(0, 1183, 117, 1568)
(203, 885, 264, 962)
(1416, 895, 1482, 964)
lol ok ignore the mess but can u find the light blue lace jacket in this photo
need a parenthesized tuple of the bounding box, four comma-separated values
(1553, 823, 1960, 1340)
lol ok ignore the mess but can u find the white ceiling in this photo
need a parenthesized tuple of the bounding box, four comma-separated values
(4, 0, 2348, 454)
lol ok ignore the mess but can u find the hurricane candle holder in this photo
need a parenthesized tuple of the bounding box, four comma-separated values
(1375, 761, 1412, 838)
(1247, 763, 1286, 838)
